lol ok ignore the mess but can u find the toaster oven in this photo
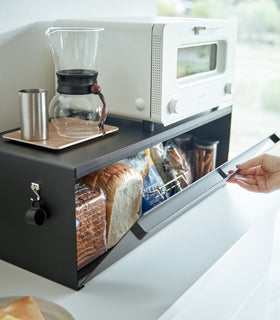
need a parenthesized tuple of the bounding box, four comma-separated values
(55, 17, 237, 128)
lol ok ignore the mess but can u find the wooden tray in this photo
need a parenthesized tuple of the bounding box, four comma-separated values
(2, 120, 119, 150)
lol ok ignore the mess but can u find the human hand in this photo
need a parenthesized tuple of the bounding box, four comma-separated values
(227, 153, 280, 193)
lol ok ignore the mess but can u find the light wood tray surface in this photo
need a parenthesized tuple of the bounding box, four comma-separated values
(2, 120, 119, 150)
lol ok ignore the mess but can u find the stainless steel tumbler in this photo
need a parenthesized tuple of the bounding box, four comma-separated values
(18, 89, 49, 140)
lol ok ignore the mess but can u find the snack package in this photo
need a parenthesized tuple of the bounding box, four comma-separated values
(150, 143, 170, 184)
(165, 141, 193, 190)
(151, 141, 193, 195)
(174, 133, 194, 176)
(75, 183, 107, 269)
(119, 149, 168, 214)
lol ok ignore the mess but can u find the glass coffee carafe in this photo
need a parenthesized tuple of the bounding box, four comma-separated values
(45, 27, 106, 138)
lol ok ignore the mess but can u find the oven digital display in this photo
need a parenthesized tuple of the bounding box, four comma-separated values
(177, 43, 217, 79)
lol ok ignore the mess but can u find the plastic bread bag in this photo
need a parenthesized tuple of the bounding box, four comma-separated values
(119, 149, 169, 214)
(150, 142, 170, 184)
(174, 133, 194, 174)
(78, 163, 143, 249)
(164, 140, 193, 193)
(75, 182, 107, 270)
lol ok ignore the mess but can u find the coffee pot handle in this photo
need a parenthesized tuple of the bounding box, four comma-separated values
(91, 83, 106, 135)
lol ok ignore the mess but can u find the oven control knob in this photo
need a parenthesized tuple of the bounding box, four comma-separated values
(224, 82, 232, 94)
(168, 98, 179, 114)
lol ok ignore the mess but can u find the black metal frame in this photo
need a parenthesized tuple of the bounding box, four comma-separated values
(0, 106, 235, 290)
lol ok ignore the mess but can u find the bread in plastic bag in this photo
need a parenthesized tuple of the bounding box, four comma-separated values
(119, 149, 169, 214)
(79, 163, 143, 249)
(75, 183, 107, 270)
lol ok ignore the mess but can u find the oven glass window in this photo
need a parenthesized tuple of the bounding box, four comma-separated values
(177, 44, 217, 79)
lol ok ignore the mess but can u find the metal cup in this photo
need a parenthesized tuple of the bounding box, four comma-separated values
(18, 89, 49, 140)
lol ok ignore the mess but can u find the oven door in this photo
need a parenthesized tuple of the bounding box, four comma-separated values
(152, 19, 238, 125)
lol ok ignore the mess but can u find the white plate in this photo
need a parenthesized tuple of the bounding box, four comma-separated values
(0, 296, 74, 320)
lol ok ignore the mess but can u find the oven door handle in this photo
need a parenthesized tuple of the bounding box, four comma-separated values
(193, 25, 223, 35)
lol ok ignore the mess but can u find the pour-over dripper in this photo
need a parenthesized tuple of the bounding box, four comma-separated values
(46, 27, 104, 72)
(45, 27, 106, 138)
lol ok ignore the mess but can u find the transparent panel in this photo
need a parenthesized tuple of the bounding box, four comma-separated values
(177, 44, 217, 78)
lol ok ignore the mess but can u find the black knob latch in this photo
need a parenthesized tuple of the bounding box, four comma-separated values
(25, 183, 46, 226)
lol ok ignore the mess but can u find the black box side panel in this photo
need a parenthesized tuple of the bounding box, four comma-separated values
(0, 152, 78, 289)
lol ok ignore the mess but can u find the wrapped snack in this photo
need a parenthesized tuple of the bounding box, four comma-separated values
(174, 133, 194, 177)
(167, 144, 193, 187)
(151, 140, 193, 195)
(174, 133, 194, 152)
(150, 143, 170, 184)
(79, 163, 143, 249)
(194, 137, 219, 180)
(164, 141, 193, 193)
(119, 149, 168, 214)
(75, 183, 107, 270)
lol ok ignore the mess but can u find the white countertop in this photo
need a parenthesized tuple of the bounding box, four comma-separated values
(1, 183, 280, 319)
(160, 200, 280, 320)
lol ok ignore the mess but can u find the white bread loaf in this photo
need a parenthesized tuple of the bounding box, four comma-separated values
(80, 163, 143, 249)
(75, 183, 107, 269)
(0, 297, 44, 320)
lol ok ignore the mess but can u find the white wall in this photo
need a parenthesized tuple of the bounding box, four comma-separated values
(0, 0, 157, 132)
